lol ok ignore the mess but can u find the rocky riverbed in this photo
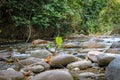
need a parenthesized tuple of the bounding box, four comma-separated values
(0, 34, 120, 80)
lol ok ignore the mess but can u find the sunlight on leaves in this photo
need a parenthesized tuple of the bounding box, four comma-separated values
(55, 36, 62, 48)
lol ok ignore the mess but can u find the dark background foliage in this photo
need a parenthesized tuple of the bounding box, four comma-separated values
(0, 0, 120, 41)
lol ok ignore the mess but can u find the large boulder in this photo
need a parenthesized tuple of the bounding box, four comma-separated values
(50, 54, 78, 67)
(97, 53, 120, 66)
(82, 41, 105, 48)
(0, 70, 24, 80)
(67, 60, 92, 70)
(31, 69, 73, 80)
(105, 57, 120, 80)
(30, 49, 52, 59)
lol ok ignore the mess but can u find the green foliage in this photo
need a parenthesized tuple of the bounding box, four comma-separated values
(0, 0, 120, 38)
(55, 36, 62, 48)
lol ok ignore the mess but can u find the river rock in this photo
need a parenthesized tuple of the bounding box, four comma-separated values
(74, 53, 87, 59)
(64, 42, 82, 48)
(79, 72, 105, 80)
(0, 70, 24, 80)
(31, 69, 73, 80)
(87, 51, 103, 62)
(32, 39, 50, 46)
(96, 53, 120, 66)
(106, 48, 120, 54)
(110, 42, 120, 48)
(18, 57, 45, 68)
(79, 72, 96, 78)
(105, 57, 120, 80)
(21, 65, 44, 73)
(50, 54, 77, 67)
(67, 60, 92, 70)
(82, 41, 105, 48)
(30, 49, 52, 58)
(80, 48, 104, 53)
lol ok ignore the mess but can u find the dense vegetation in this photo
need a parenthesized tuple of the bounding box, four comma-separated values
(0, 0, 120, 40)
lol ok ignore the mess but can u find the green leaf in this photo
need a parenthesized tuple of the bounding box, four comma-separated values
(55, 36, 62, 48)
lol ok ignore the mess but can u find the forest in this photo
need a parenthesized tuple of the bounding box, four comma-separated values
(0, 0, 120, 42)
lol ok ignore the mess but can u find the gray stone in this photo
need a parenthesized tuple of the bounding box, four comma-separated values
(32, 61, 50, 70)
(31, 69, 73, 80)
(30, 49, 52, 58)
(18, 57, 47, 68)
(64, 42, 82, 48)
(79, 72, 96, 78)
(97, 53, 120, 66)
(110, 42, 120, 48)
(0, 70, 24, 80)
(106, 48, 120, 54)
(21, 65, 45, 73)
(82, 41, 105, 48)
(79, 72, 105, 80)
(67, 60, 92, 70)
(50, 54, 77, 67)
(21, 60, 50, 73)
(74, 53, 87, 59)
(87, 51, 103, 62)
(105, 57, 120, 80)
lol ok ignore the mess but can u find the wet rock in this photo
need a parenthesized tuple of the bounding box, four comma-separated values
(18, 57, 43, 68)
(96, 73, 105, 80)
(80, 48, 104, 53)
(64, 42, 82, 48)
(97, 53, 120, 66)
(82, 41, 105, 48)
(67, 60, 92, 70)
(32, 39, 50, 46)
(20, 60, 50, 73)
(105, 57, 120, 80)
(106, 48, 120, 54)
(21, 65, 44, 73)
(30, 49, 52, 58)
(32, 61, 50, 70)
(0, 61, 18, 70)
(87, 51, 103, 62)
(79, 72, 105, 80)
(0, 70, 24, 80)
(79, 72, 96, 78)
(50, 54, 77, 67)
(110, 42, 120, 48)
(12, 52, 30, 59)
(31, 69, 73, 80)
(0, 52, 10, 59)
(74, 53, 87, 59)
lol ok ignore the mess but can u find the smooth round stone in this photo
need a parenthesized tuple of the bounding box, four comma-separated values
(30, 49, 52, 59)
(82, 41, 105, 48)
(87, 51, 103, 62)
(31, 69, 73, 80)
(50, 54, 77, 67)
(67, 60, 92, 70)
(0, 70, 24, 80)
(18, 57, 43, 68)
(96, 53, 120, 66)
(21, 65, 45, 73)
